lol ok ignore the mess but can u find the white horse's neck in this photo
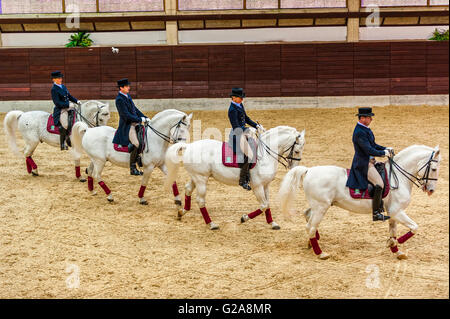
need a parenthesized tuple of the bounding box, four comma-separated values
(393, 145, 435, 176)
(258, 126, 298, 167)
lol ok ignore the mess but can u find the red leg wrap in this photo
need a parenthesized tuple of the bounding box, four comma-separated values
(265, 208, 273, 224)
(316, 230, 320, 240)
(184, 195, 191, 211)
(310, 237, 322, 255)
(172, 182, 179, 197)
(27, 157, 37, 169)
(138, 185, 146, 198)
(390, 246, 399, 253)
(25, 158, 32, 174)
(398, 231, 414, 244)
(200, 207, 211, 224)
(99, 181, 111, 195)
(88, 177, 94, 191)
(75, 166, 81, 178)
(248, 209, 263, 219)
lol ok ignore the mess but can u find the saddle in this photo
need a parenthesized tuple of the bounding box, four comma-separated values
(114, 125, 146, 154)
(46, 112, 76, 135)
(347, 162, 390, 199)
(222, 138, 257, 169)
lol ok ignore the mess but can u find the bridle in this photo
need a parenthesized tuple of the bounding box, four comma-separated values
(145, 118, 188, 145)
(388, 151, 439, 190)
(257, 134, 303, 169)
(74, 103, 107, 128)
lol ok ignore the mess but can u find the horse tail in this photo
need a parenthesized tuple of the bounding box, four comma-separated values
(164, 142, 187, 191)
(278, 166, 309, 217)
(3, 110, 24, 157)
(71, 122, 88, 154)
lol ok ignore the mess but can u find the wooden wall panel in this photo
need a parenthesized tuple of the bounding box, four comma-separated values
(172, 46, 209, 98)
(208, 45, 245, 98)
(100, 47, 137, 99)
(281, 44, 317, 97)
(245, 44, 281, 97)
(354, 42, 390, 95)
(317, 43, 354, 96)
(0, 42, 448, 101)
(0, 49, 30, 99)
(136, 47, 173, 99)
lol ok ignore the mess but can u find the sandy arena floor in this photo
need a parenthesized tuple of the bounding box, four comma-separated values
(0, 105, 448, 298)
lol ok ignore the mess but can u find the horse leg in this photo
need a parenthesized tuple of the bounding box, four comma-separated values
(194, 176, 218, 230)
(263, 185, 280, 230)
(386, 219, 407, 260)
(92, 160, 113, 202)
(86, 162, 96, 195)
(306, 204, 329, 260)
(138, 164, 155, 205)
(72, 151, 86, 182)
(240, 184, 267, 224)
(180, 179, 196, 220)
(159, 164, 183, 216)
(24, 141, 39, 176)
(390, 210, 419, 258)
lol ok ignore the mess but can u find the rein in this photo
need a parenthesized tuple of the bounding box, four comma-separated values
(388, 151, 438, 190)
(257, 134, 301, 169)
(145, 119, 188, 145)
(74, 103, 106, 128)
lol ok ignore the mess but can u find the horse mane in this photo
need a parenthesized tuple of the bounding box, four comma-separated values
(260, 126, 299, 149)
(395, 144, 434, 159)
(151, 109, 186, 122)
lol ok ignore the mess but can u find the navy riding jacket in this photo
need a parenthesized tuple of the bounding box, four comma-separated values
(228, 102, 258, 154)
(346, 123, 386, 190)
(112, 92, 146, 146)
(51, 84, 78, 126)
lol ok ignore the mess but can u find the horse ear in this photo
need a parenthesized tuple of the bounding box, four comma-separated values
(187, 113, 193, 121)
(300, 129, 305, 139)
(434, 145, 440, 157)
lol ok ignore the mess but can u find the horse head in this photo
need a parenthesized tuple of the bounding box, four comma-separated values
(81, 100, 111, 127)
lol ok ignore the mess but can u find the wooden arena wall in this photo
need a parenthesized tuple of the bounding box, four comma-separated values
(0, 41, 448, 101)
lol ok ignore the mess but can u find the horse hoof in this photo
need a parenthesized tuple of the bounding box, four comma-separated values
(271, 222, 280, 230)
(307, 240, 312, 249)
(107, 195, 114, 202)
(319, 252, 330, 260)
(397, 252, 408, 260)
(140, 199, 148, 205)
(209, 222, 219, 230)
(91, 191, 97, 196)
(79, 178, 87, 183)
(31, 171, 39, 176)
(241, 214, 249, 223)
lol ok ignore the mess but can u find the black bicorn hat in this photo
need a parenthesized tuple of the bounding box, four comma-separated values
(356, 107, 375, 117)
(117, 78, 131, 88)
(51, 71, 64, 78)
(230, 87, 246, 98)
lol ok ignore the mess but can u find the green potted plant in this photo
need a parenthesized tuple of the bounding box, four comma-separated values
(429, 28, 449, 41)
(65, 31, 94, 47)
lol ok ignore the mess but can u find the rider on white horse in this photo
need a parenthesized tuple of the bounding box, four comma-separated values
(228, 88, 265, 190)
(346, 107, 393, 222)
(51, 71, 82, 150)
(112, 78, 149, 176)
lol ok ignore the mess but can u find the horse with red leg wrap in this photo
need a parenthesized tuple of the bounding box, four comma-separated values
(4, 101, 110, 180)
(279, 145, 442, 260)
(164, 126, 305, 231)
(71, 109, 192, 211)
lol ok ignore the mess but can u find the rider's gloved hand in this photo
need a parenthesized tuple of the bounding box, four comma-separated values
(386, 147, 394, 155)
(77, 100, 82, 106)
(141, 117, 150, 125)
(384, 150, 391, 157)
(256, 124, 266, 134)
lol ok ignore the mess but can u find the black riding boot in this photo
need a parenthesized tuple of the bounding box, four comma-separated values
(239, 160, 251, 191)
(129, 145, 143, 176)
(372, 185, 390, 221)
(59, 126, 68, 150)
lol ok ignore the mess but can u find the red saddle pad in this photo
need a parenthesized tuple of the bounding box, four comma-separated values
(222, 142, 256, 169)
(114, 144, 129, 153)
(46, 114, 76, 135)
(346, 168, 390, 199)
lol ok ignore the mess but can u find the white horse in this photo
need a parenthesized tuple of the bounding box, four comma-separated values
(71, 109, 192, 207)
(278, 144, 442, 260)
(164, 126, 306, 230)
(3, 101, 110, 180)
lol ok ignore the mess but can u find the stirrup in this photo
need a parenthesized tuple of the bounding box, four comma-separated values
(130, 166, 143, 176)
(373, 212, 390, 221)
(239, 181, 251, 191)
